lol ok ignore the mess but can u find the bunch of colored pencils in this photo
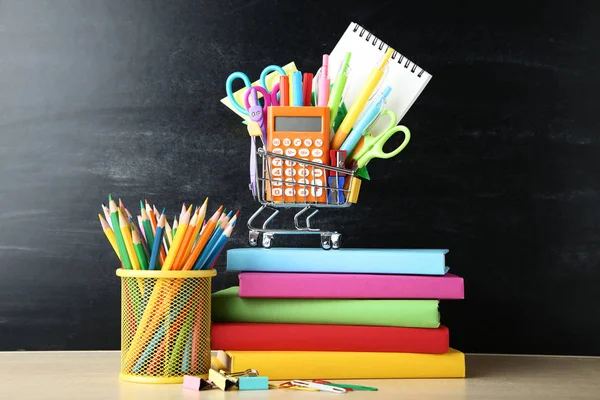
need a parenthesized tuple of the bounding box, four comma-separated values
(99, 195, 238, 271)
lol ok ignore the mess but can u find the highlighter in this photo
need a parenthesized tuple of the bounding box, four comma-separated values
(331, 48, 393, 149)
(291, 71, 303, 106)
(317, 54, 330, 106)
(339, 86, 392, 154)
(328, 52, 351, 130)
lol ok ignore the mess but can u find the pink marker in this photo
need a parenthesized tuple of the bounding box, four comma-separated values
(318, 54, 330, 106)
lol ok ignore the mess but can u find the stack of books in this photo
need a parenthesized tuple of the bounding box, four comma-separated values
(210, 248, 465, 380)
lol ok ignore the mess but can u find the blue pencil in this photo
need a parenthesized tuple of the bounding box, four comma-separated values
(198, 224, 233, 270)
(194, 211, 232, 269)
(292, 71, 303, 106)
(148, 210, 166, 270)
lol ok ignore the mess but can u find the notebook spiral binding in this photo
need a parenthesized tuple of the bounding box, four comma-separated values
(352, 23, 425, 78)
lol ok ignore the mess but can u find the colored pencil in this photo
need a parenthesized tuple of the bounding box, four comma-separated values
(196, 211, 231, 269)
(172, 207, 200, 270)
(150, 203, 166, 264)
(161, 206, 191, 271)
(148, 212, 166, 271)
(98, 214, 119, 258)
(102, 204, 113, 229)
(119, 210, 141, 271)
(181, 206, 222, 271)
(140, 208, 154, 250)
(146, 201, 157, 232)
(132, 230, 149, 270)
(109, 196, 132, 270)
(125, 207, 150, 257)
(172, 217, 178, 239)
(201, 224, 233, 270)
(164, 218, 173, 248)
(185, 198, 208, 256)
(137, 215, 147, 242)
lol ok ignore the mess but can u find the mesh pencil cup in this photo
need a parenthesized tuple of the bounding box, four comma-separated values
(116, 269, 216, 384)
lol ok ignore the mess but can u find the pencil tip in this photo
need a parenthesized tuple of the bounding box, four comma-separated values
(108, 194, 112, 201)
(161, 207, 166, 215)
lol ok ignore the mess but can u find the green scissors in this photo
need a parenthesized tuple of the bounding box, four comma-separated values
(351, 109, 411, 169)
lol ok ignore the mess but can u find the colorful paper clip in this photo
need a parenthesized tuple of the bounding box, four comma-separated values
(290, 380, 347, 394)
(208, 368, 261, 391)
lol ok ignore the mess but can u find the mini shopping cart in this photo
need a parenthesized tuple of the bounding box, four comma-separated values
(247, 146, 360, 250)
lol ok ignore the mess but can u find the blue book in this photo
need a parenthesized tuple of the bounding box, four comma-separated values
(226, 248, 449, 275)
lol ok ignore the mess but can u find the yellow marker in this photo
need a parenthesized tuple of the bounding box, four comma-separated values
(98, 214, 119, 258)
(161, 206, 191, 270)
(331, 48, 393, 150)
(119, 211, 141, 270)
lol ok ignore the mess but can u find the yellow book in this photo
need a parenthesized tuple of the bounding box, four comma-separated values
(221, 348, 465, 380)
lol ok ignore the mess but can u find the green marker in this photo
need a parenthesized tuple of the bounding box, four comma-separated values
(327, 52, 352, 129)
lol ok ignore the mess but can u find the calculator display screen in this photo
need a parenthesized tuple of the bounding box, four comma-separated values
(274, 116, 322, 132)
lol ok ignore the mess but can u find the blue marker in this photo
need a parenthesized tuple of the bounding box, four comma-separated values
(339, 86, 392, 154)
(292, 71, 303, 106)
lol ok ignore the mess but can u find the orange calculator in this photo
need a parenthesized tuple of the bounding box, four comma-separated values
(266, 106, 330, 203)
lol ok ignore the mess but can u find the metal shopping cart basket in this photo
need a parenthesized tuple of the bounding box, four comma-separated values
(247, 146, 360, 250)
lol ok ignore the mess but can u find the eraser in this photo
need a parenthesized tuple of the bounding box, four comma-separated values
(238, 376, 269, 391)
(183, 375, 213, 391)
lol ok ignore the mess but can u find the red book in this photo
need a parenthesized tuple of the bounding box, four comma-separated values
(211, 323, 449, 354)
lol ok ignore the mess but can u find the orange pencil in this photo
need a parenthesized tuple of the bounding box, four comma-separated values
(171, 208, 200, 270)
(146, 201, 157, 230)
(181, 206, 222, 271)
(185, 198, 208, 256)
(161, 205, 192, 270)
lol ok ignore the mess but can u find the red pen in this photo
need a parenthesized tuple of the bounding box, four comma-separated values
(302, 73, 314, 106)
(280, 76, 290, 106)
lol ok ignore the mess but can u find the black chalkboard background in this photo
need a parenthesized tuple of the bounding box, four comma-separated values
(1, 0, 599, 355)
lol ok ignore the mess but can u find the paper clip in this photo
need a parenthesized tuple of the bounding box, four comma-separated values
(208, 369, 237, 391)
(290, 380, 347, 394)
(208, 368, 261, 391)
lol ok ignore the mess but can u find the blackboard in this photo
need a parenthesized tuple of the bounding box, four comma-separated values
(1, 0, 599, 356)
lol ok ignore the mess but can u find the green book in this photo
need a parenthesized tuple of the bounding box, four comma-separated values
(211, 287, 440, 328)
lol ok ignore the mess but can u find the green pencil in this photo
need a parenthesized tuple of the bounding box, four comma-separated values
(132, 230, 149, 270)
(140, 208, 155, 249)
(109, 195, 132, 270)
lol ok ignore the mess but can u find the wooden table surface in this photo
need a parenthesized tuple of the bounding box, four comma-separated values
(1, 351, 599, 399)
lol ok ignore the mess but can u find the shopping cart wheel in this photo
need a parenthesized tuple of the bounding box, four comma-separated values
(262, 233, 274, 248)
(320, 233, 332, 250)
(248, 230, 259, 247)
(331, 233, 342, 250)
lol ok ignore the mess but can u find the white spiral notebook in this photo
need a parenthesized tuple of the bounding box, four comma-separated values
(329, 22, 432, 125)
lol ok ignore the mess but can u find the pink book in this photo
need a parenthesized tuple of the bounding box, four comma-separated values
(238, 272, 464, 299)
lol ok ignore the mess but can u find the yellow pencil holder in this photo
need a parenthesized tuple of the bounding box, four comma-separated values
(116, 269, 216, 384)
